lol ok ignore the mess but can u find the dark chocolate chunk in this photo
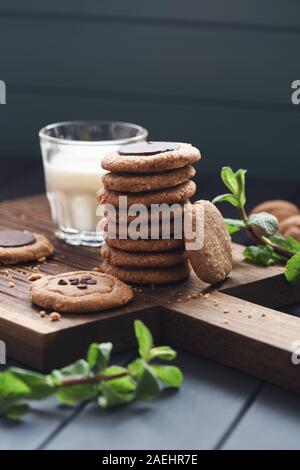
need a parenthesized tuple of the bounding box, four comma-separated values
(118, 142, 179, 156)
(58, 279, 67, 285)
(77, 285, 87, 290)
(86, 279, 97, 285)
(0, 230, 36, 248)
(70, 279, 79, 286)
(80, 276, 92, 284)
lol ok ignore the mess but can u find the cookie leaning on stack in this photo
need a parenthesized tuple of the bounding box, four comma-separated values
(98, 141, 201, 285)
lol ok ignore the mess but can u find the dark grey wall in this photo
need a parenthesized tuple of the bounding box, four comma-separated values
(0, 1, 300, 179)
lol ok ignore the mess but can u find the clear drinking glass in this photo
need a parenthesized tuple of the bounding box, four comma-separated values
(39, 121, 148, 246)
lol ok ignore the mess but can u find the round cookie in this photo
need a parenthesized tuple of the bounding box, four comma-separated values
(101, 243, 187, 268)
(100, 260, 191, 285)
(106, 236, 184, 252)
(105, 203, 186, 224)
(103, 165, 196, 193)
(279, 214, 300, 241)
(251, 200, 299, 223)
(102, 142, 201, 174)
(0, 230, 54, 265)
(97, 180, 196, 208)
(184, 200, 232, 284)
(30, 271, 133, 313)
(104, 220, 176, 238)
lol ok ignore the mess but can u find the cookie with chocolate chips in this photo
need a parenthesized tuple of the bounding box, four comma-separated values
(29, 270, 133, 313)
(0, 229, 54, 265)
(101, 142, 201, 174)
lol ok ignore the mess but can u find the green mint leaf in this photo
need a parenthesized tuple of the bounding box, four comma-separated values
(104, 366, 135, 393)
(127, 358, 144, 381)
(150, 364, 183, 389)
(224, 218, 246, 235)
(235, 169, 247, 209)
(285, 252, 300, 285)
(56, 384, 97, 405)
(271, 235, 300, 255)
(248, 212, 279, 237)
(52, 359, 91, 382)
(136, 362, 160, 400)
(243, 245, 284, 266)
(149, 346, 177, 361)
(51, 359, 91, 387)
(87, 342, 112, 371)
(212, 193, 240, 208)
(51, 359, 94, 405)
(4, 402, 29, 420)
(98, 382, 135, 408)
(9, 368, 54, 400)
(98, 365, 136, 408)
(0, 370, 31, 398)
(134, 320, 153, 362)
(221, 167, 239, 195)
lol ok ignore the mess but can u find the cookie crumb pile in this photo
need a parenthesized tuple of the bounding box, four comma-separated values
(98, 142, 201, 284)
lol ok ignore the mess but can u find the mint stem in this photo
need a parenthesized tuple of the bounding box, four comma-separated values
(239, 208, 293, 260)
(61, 371, 129, 387)
(261, 236, 293, 260)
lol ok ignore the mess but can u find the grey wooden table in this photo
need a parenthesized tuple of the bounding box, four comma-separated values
(1, 160, 300, 450)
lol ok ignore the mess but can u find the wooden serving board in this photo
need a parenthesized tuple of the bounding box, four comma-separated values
(1, 195, 300, 393)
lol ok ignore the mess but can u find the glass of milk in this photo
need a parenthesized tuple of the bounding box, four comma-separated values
(39, 121, 148, 246)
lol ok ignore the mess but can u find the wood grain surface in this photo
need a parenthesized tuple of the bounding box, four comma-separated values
(0, 195, 300, 395)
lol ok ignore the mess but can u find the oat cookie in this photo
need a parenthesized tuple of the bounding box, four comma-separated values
(30, 270, 133, 313)
(104, 220, 176, 238)
(185, 200, 232, 284)
(101, 243, 187, 268)
(100, 260, 191, 285)
(97, 180, 196, 208)
(103, 165, 196, 193)
(105, 203, 185, 225)
(251, 200, 299, 223)
(0, 229, 54, 265)
(106, 236, 184, 252)
(279, 214, 300, 240)
(102, 142, 201, 174)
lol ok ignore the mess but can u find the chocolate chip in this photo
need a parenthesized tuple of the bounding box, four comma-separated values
(77, 285, 87, 290)
(0, 230, 36, 248)
(70, 279, 79, 285)
(58, 279, 67, 285)
(118, 142, 179, 156)
(86, 279, 97, 285)
(80, 276, 92, 284)
(69, 277, 79, 282)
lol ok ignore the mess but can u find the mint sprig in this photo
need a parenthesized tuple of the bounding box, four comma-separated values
(213, 166, 300, 285)
(0, 320, 183, 420)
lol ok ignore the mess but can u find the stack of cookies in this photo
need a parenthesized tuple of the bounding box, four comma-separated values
(98, 142, 201, 285)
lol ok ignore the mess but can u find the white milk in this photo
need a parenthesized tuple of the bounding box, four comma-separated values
(44, 146, 113, 233)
